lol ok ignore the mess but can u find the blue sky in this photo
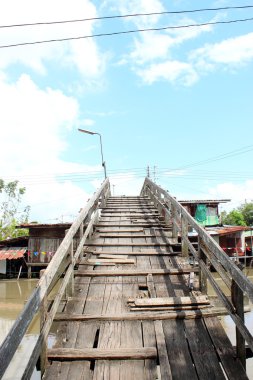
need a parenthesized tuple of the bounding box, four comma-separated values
(1, 0, 253, 222)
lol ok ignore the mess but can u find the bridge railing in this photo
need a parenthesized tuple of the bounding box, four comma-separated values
(0, 178, 111, 379)
(141, 177, 253, 368)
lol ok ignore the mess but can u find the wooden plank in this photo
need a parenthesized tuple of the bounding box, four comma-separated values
(130, 295, 209, 307)
(43, 278, 93, 380)
(147, 274, 156, 298)
(204, 317, 248, 380)
(84, 250, 175, 256)
(163, 320, 198, 379)
(130, 305, 210, 312)
(85, 242, 177, 247)
(98, 234, 170, 238)
(47, 347, 157, 360)
(95, 224, 168, 228)
(120, 321, 145, 379)
(96, 229, 144, 233)
(184, 319, 226, 379)
(142, 321, 157, 379)
(54, 309, 230, 321)
(81, 258, 135, 265)
(75, 268, 198, 277)
(97, 254, 128, 259)
(80, 262, 116, 266)
(154, 321, 172, 380)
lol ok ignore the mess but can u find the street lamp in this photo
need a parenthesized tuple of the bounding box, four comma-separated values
(78, 128, 107, 179)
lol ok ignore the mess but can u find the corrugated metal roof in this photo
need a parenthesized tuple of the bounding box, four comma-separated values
(17, 223, 72, 229)
(0, 236, 28, 245)
(206, 226, 252, 236)
(179, 199, 230, 204)
(0, 247, 27, 260)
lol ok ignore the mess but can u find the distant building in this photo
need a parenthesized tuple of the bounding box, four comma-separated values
(179, 199, 230, 227)
(0, 223, 79, 278)
(180, 199, 253, 262)
(0, 236, 28, 278)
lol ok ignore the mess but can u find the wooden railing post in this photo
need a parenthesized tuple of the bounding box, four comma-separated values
(171, 204, 178, 238)
(40, 269, 47, 375)
(66, 240, 74, 298)
(181, 215, 188, 257)
(198, 239, 207, 293)
(232, 263, 246, 369)
(79, 221, 84, 240)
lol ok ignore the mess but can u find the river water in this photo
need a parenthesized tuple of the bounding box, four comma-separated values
(0, 273, 253, 379)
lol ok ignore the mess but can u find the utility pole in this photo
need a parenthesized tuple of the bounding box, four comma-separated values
(153, 166, 157, 182)
(147, 166, 150, 178)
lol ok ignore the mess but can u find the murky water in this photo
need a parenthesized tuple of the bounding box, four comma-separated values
(0, 273, 253, 379)
(210, 270, 253, 378)
(0, 279, 57, 380)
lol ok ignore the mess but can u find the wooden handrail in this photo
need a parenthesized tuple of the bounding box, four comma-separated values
(141, 177, 253, 301)
(0, 178, 110, 379)
(141, 177, 253, 366)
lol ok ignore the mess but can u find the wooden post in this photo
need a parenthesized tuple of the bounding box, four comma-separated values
(164, 201, 171, 225)
(181, 216, 188, 257)
(79, 221, 84, 240)
(171, 204, 178, 238)
(28, 265, 32, 279)
(198, 239, 207, 293)
(66, 241, 74, 298)
(232, 264, 246, 369)
(40, 269, 47, 375)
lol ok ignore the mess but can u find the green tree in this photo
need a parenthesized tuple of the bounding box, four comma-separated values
(0, 179, 30, 240)
(221, 209, 246, 226)
(239, 202, 253, 226)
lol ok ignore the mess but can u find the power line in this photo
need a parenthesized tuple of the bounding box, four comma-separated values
(1, 5, 253, 29)
(0, 17, 253, 49)
(173, 144, 253, 171)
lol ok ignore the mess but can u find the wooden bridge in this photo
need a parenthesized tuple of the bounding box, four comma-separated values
(1, 178, 253, 379)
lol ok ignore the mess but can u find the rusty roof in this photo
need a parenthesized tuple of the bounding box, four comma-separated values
(17, 223, 72, 229)
(0, 247, 26, 260)
(206, 226, 252, 236)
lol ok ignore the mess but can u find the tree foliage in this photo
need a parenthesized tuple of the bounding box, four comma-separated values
(0, 179, 30, 240)
(221, 202, 253, 226)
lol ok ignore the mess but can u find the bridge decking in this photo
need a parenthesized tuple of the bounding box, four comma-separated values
(43, 196, 247, 380)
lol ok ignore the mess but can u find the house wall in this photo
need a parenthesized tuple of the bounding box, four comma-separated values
(28, 237, 79, 263)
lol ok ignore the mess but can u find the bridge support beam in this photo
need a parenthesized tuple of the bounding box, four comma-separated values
(198, 239, 207, 293)
(232, 265, 246, 369)
(181, 216, 189, 257)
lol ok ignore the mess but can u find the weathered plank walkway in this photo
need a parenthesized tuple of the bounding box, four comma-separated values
(43, 195, 248, 380)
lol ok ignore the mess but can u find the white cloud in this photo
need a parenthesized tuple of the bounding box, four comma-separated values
(207, 180, 253, 211)
(81, 118, 95, 126)
(137, 60, 198, 85)
(191, 32, 253, 69)
(109, 1, 216, 85)
(0, 0, 106, 79)
(129, 32, 174, 65)
(0, 74, 103, 222)
(112, 0, 165, 28)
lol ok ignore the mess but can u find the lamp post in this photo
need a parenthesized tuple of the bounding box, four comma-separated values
(78, 128, 107, 179)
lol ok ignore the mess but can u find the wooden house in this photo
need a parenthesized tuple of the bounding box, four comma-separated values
(17, 223, 80, 277)
(179, 199, 230, 227)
